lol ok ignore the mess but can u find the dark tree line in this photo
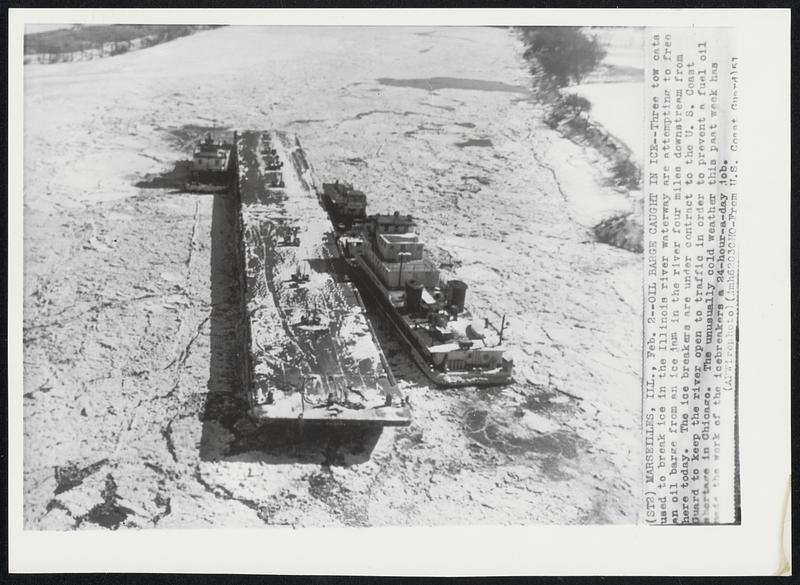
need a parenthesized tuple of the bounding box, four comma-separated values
(518, 27, 607, 87)
(24, 25, 220, 60)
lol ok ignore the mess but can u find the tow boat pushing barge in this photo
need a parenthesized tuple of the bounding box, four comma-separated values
(321, 182, 515, 387)
(234, 131, 410, 425)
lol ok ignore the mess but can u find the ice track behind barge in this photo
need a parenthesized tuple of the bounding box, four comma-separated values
(234, 131, 411, 425)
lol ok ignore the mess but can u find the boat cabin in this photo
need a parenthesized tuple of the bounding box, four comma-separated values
(192, 133, 231, 173)
(323, 181, 367, 219)
(361, 212, 439, 290)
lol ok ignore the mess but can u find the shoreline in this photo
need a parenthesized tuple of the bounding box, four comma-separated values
(516, 27, 644, 253)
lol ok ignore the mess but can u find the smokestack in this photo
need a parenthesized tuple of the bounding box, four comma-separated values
(447, 280, 468, 313)
(405, 280, 424, 313)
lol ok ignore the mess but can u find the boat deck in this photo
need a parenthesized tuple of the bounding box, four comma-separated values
(236, 130, 410, 425)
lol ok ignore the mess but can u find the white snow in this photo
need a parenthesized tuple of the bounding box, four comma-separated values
(25, 24, 75, 34)
(566, 28, 645, 163)
(565, 82, 645, 163)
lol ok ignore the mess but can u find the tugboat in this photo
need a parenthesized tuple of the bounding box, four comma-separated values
(322, 181, 367, 230)
(185, 131, 234, 193)
(321, 183, 514, 387)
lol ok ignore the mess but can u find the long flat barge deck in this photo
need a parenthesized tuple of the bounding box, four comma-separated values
(235, 130, 410, 425)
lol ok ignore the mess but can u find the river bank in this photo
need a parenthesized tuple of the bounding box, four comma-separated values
(517, 26, 644, 253)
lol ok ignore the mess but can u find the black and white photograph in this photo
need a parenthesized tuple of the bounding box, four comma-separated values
(8, 7, 791, 577)
(21, 20, 644, 530)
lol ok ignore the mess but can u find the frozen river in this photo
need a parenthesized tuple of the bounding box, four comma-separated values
(23, 26, 642, 528)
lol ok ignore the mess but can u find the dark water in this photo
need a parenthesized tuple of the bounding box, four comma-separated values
(83, 474, 135, 530)
(377, 77, 531, 94)
(456, 138, 493, 148)
(53, 458, 108, 495)
(463, 406, 580, 460)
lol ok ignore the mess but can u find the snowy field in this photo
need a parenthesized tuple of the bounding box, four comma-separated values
(25, 24, 75, 34)
(565, 81, 644, 163)
(567, 28, 645, 163)
(23, 26, 643, 528)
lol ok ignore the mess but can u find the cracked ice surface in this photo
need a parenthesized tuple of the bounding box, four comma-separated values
(23, 25, 642, 528)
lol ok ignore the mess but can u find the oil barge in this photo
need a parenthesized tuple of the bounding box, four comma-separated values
(321, 181, 515, 387)
(235, 132, 410, 425)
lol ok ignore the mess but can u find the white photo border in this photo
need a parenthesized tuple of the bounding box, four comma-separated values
(7, 7, 791, 576)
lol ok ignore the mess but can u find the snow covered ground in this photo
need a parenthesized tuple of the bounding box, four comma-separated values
(565, 81, 644, 163)
(22, 26, 643, 528)
(25, 24, 75, 34)
(566, 28, 645, 163)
